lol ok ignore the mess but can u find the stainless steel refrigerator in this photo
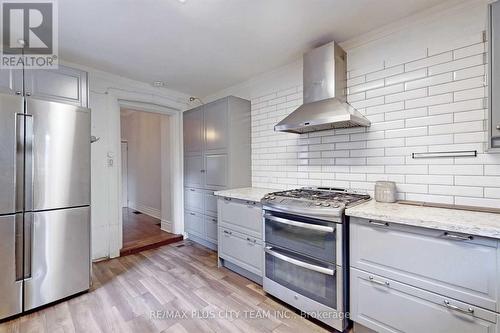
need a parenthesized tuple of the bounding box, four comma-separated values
(0, 93, 90, 320)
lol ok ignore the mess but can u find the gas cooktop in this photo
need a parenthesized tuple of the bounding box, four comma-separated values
(261, 187, 371, 221)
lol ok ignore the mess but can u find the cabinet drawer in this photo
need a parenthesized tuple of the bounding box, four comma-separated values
(350, 268, 498, 333)
(219, 227, 262, 276)
(205, 215, 218, 244)
(184, 188, 204, 213)
(204, 191, 217, 217)
(184, 210, 204, 238)
(350, 217, 500, 311)
(219, 198, 262, 238)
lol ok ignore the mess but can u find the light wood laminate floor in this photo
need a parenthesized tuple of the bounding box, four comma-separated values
(0, 241, 335, 333)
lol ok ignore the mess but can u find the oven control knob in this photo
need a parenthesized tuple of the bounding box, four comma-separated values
(333, 204, 340, 208)
(269, 196, 276, 200)
(321, 203, 331, 207)
(264, 195, 270, 200)
(315, 202, 322, 206)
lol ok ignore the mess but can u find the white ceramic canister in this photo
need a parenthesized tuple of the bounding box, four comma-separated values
(374, 181, 397, 203)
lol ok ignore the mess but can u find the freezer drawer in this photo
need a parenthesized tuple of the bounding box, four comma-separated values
(24, 207, 90, 311)
(28, 98, 91, 211)
(0, 214, 23, 320)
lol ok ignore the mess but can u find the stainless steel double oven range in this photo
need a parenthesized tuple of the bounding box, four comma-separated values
(261, 188, 370, 332)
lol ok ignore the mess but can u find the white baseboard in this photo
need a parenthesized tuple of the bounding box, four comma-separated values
(128, 202, 161, 220)
(161, 220, 173, 232)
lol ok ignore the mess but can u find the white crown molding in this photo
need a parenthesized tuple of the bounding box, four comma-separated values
(339, 0, 488, 51)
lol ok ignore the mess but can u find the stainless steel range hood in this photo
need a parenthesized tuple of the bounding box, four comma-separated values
(275, 41, 370, 134)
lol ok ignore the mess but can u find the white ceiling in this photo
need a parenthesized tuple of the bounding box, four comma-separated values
(59, 0, 456, 97)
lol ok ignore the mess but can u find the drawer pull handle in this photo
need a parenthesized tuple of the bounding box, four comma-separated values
(368, 276, 390, 287)
(442, 232, 473, 241)
(223, 230, 232, 235)
(190, 189, 195, 192)
(211, 218, 217, 222)
(246, 237, 257, 243)
(189, 212, 195, 216)
(443, 300, 474, 314)
(368, 220, 389, 227)
(224, 197, 231, 201)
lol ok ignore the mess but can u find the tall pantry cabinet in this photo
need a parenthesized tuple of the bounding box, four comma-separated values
(183, 96, 251, 249)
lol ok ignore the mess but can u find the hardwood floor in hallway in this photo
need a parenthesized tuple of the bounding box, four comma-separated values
(0, 241, 335, 333)
(121, 207, 183, 256)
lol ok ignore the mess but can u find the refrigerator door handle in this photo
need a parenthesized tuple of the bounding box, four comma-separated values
(14, 214, 23, 281)
(14, 113, 25, 213)
(24, 212, 33, 280)
(24, 114, 34, 212)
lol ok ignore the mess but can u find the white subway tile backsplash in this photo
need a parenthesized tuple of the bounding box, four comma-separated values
(453, 65, 485, 81)
(428, 98, 484, 115)
(428, 54, 484, 76)
(348, 79, 384, 94)
(366, 83, 404, 99)
(250, 38, 496, 208)
(405, 93, 453, 109)
(366, 65, 404, 82)
(454, 87, 486, 101)
(385, 68, 427, 86)
(453, 43, 485, 60)
(405, 52, 452, 72)
(429, 76, 484, 96)
(405, 73, 453, 91)
(385, 88, 427, 103)
(405, 114, 453, 128)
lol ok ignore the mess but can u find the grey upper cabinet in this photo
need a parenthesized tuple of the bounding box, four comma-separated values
(183, 96, 251, 248)
(490, 1, 500, 150)
(204, 99, 228, 152)
(183, 106, 204, 155)
(24, 65, 88, 108)
(0, 69, 23, 95)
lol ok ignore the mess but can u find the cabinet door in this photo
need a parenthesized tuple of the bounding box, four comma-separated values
(0, 69, 22, 95)
(184, 156, 203, 188)
(204, 191, 217, 217)
(491, 1, 500, 144)
(184, 211, 204, 238)
(204, 98, 228, 152)
(205, 154, 227, 189)
(350, 268, 498, 333)
(183, 107, 204, 155)
(184, 188, 204, 213)
(204, 215, 218, 244)
(24, 66, 88, 107)
(219, 227, 262, 276)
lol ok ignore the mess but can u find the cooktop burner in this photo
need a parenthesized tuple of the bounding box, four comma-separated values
(265, 187, 370, 205)
(262, 187, 371, 220)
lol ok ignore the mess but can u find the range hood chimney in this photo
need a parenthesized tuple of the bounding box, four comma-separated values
(275, 41, 370, 134)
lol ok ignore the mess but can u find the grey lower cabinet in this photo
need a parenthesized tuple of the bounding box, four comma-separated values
(183, 96, 251, 248)
(349, 217, 500, 333)
(217, 197, 263, 284)
(0, 65, 88, 107)
(490, 1, 500, 150)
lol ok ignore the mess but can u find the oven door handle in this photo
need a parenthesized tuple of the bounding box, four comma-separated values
(264, 214, 334, 233)
(264, 246, 335, 276)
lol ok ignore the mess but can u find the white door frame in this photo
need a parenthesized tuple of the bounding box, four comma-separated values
(113, 98, 184, 257)
(121, 141, 128, 209)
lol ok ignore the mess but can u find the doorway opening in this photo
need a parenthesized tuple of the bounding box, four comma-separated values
(120, 108, 182, 256)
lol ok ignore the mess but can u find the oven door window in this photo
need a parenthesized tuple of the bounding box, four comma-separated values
(265, 246, 337, 309)
(264, 213, 336, 263)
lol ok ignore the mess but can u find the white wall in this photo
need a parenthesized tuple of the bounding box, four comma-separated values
(204, 0, 500, 208)
(121, 110, 163, 218)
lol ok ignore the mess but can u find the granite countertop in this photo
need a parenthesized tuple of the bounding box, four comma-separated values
(346, 200, 500, 240)
(214, 187, 278, 202)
